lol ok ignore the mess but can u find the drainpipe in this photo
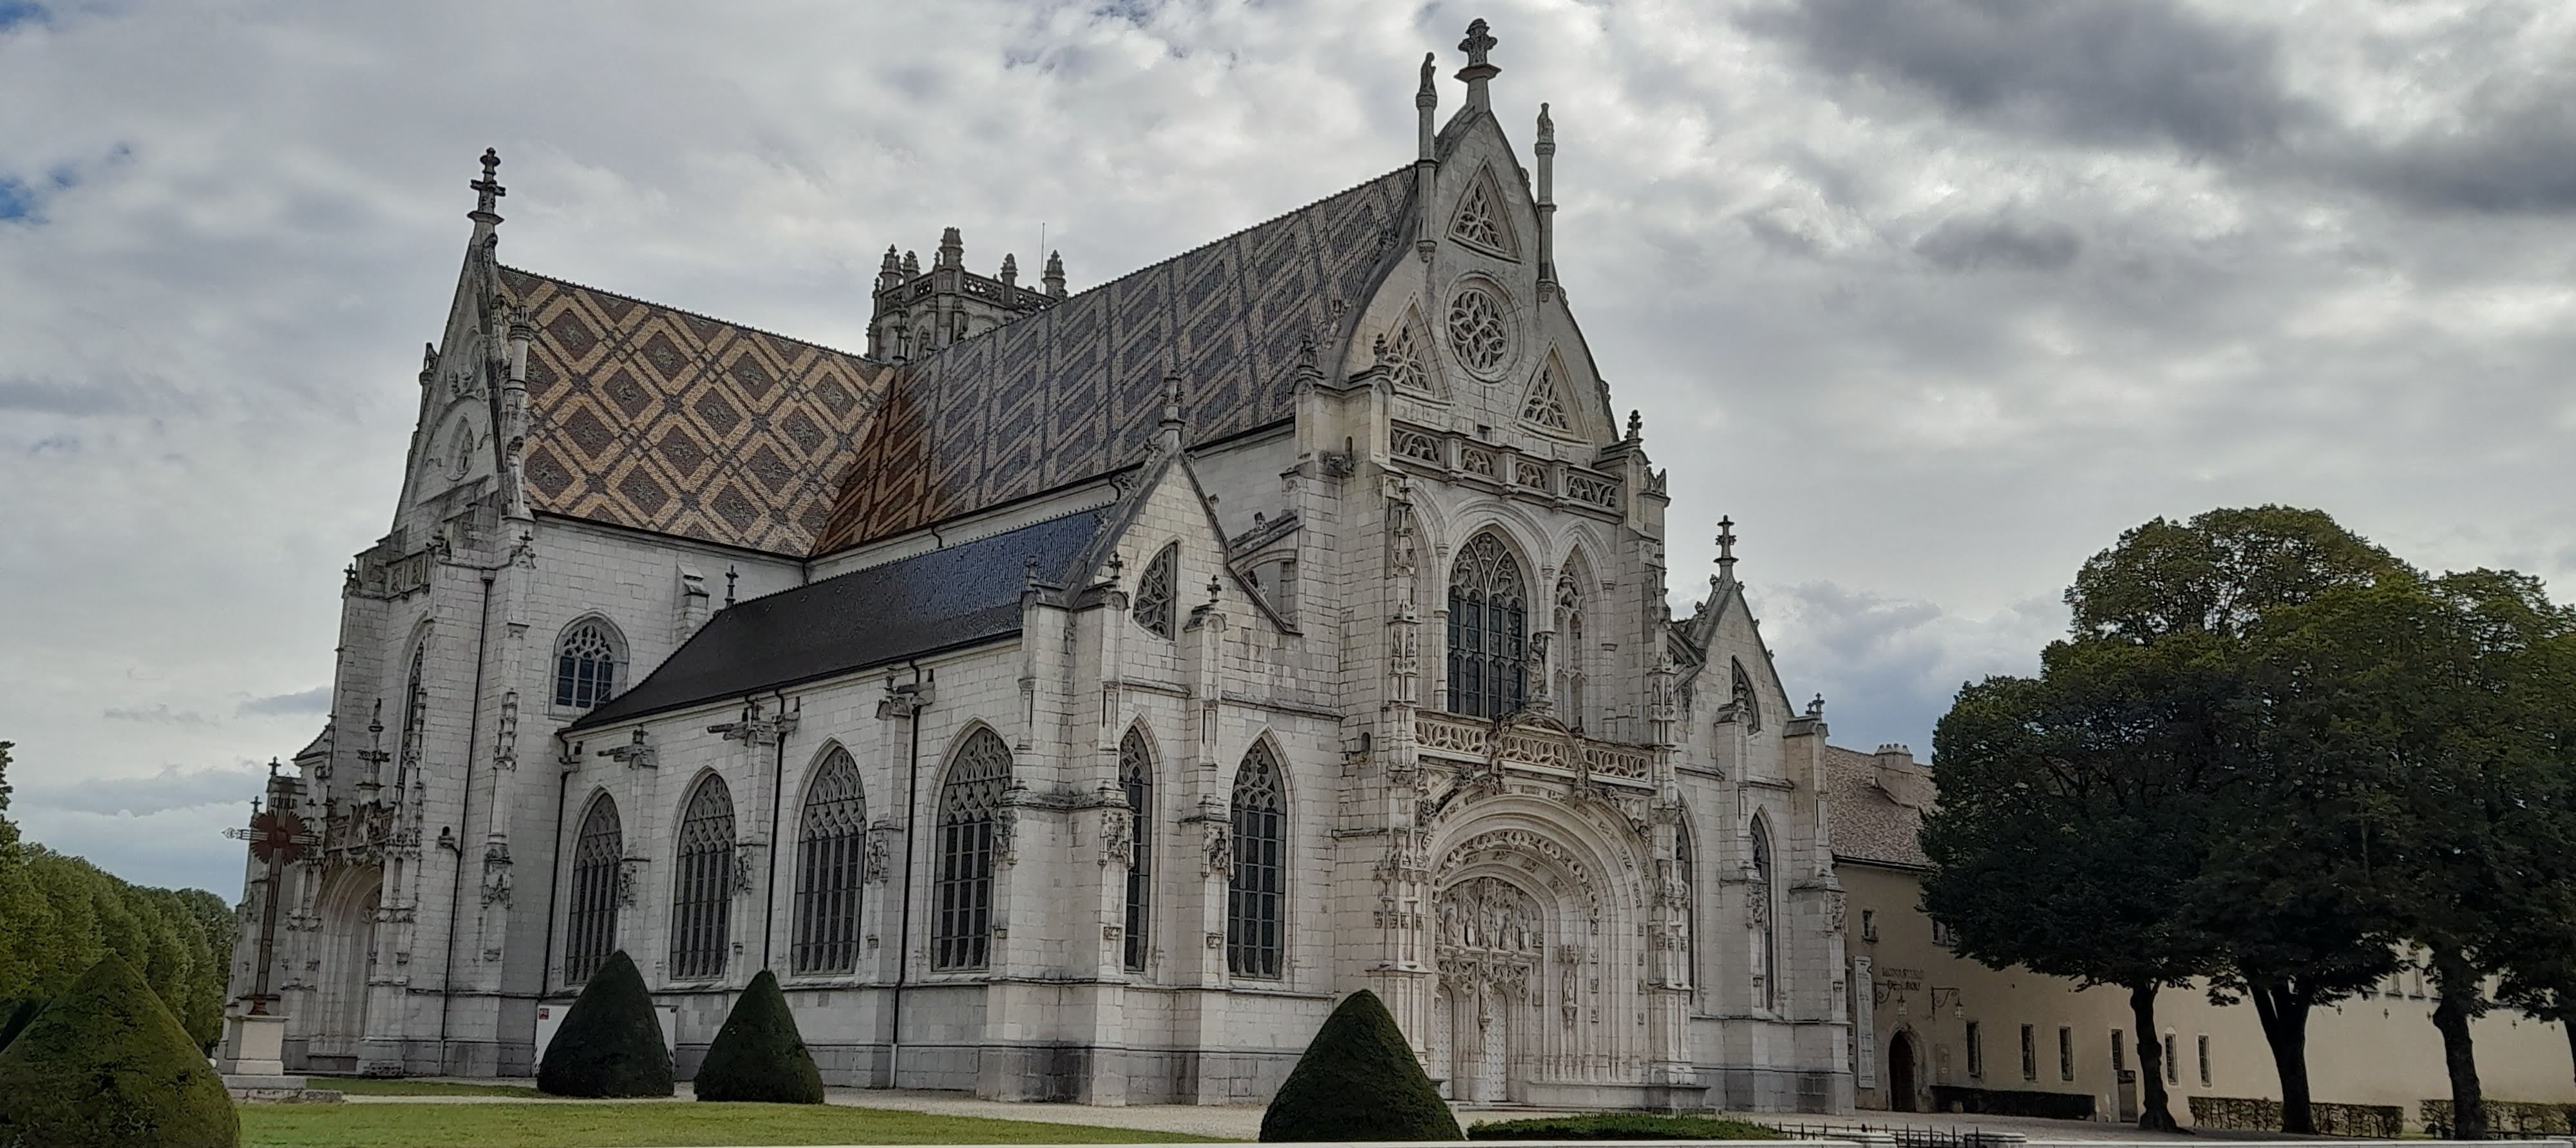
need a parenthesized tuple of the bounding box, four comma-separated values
(761, 689, 793, 972)
(435, 570, 497, 1066)
(886, 661, 929, 1087)
(538, 749, 574, 1003)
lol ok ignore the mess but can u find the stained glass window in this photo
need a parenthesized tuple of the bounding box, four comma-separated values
(1132, 543, 1178, 640)
(933, 729, 1012, 971)
(668, 776, 736, 980)
(1447, 532, 1528, 720)
(554, 619, 621, 710)
(791, 748, 866, 975)
(1121, 727, 1153, 972)
(565, 794, 621, 984)
(1227, 741, 1285, 978)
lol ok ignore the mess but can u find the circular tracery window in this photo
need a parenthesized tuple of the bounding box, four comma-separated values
(1446, 286, 1512, 378)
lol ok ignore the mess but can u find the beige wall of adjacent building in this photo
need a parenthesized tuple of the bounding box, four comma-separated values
(1839, 857, 2576, 1127)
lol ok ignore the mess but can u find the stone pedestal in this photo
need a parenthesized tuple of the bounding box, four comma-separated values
(218, 1013, 290, 1077)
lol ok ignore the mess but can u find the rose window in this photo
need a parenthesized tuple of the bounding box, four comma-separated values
(1446, 287, 1511, 378)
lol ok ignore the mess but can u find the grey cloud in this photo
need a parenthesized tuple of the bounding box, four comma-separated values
(2329, 90, 2576, 215)
(21, 763, 261, 818)
(237, 686, 330, 717)
(0, 375, 124, 416)
(102, 704, 212, 726)
(1739, 0, 2306, 157)
(1913, 213, 2081, 272)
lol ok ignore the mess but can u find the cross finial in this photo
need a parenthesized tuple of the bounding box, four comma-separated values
(469, 148, 506, 221)
(1716, 516, 1738, 577)
(1626, 409, 1642, 441)
(1460, 18, 1497, 68)
(1456, 18, 1500, 109)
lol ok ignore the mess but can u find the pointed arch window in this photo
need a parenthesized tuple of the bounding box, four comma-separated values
(1450, 169, 1516, 256)
(1522, 363, 1571, 431)
(1676, 818, 1698, 997)
(1132, 543, 1178, 640)
(1383, 312, 1435, 394)
(791, 748, 867, 975)
(1751, 816, 1778, 1011)
(1121, 727, 1154, 972)
(395, 642, 428, 794)
(669, 776, 737, 981)
(565, 794, 622, 985)
(1730, 658, 1763, 732)
(933, 729, 1012, 971)
(1227, 741, 1286, 979)
(554, 618, 623, 711)
(1554, 572, 1586, 731)
(1447, 532, 1529, 720)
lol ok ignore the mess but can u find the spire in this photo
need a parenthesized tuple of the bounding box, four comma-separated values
(876, 245, 904, 291)
(902, 249, 921, 278)
(938, 226, 963, 269)
(1456, 19, 1499, 111)
(1715, 516, 1739, 584)
(1042, 249, 1067, 298)
(468, 148, 506, 227)
(998, 252, 1019, 288)
(1535, 102, 1557, 292)
(1158, 372, 1186, 452)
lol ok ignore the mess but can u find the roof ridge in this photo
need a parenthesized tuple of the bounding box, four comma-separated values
(498, 264, 883, 367)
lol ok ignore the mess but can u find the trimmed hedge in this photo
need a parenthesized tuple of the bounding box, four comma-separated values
(0, 955, 237, 1148)
(1929, 1084, 2095, 1121)
(1260, 989, 1459, 1143)
(2422, 1099, 2576, 1136)
(1470, 1114, 1788, 1140)
(693, 970, 822, 1104)
(0, 999, 38, 1053)
(536, 951, 673, 1098)
(2190, 1095, 2402, 1137)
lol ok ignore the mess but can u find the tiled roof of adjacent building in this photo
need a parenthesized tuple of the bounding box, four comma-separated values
(1825, 744, 1937, 870)
(502, 268, 893, 556)
(569, 508, 1107, 730)
(811, 167, 1414, 551)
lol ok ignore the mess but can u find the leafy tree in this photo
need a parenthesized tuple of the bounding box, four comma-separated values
(2251, 569, 2576, 1140)
(693, 970, 822, 1104)
(0, 955, 237, 1148)
(1260, 989, 1459, 1142)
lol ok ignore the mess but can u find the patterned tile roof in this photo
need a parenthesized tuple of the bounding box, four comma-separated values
(813, 166, 1416, 551)
(500, 268, 893, 555)
(1825, 744, 1937, 869)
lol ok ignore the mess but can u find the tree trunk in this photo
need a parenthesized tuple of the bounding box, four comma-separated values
(2247, 976, 2316, 1134)
(2128, 981, 2180, 1132)
(2429, 956, 2485, 1140)
(2564, 1015, 2576, 1098)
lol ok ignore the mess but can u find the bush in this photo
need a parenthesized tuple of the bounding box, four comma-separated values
(536, 951, 673, 1098)
(0, 999, 38, 1053)
(693, 970, 822, 1104)
(0, 955, 237, 1148)
(1260, 989, 1459, 1143)
(1470, 1113, 1788, 1141)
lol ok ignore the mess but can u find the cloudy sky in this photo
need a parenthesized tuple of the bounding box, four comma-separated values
(3, 0, 2572, 893)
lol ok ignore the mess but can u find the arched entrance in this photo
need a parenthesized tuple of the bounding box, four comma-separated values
(1434, 875, 1542, 1103)
(308, 866, 382, 1063)
(1886, 1030, 1918, 1113)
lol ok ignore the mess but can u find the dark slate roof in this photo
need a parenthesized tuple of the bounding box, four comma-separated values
(570, 509, 1106, 730)
(812, 166, 1414, 551)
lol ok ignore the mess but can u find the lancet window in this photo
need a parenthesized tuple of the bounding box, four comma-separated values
(933, 728, 1012, 971)
(668, 775, 737, 980)
(1447, 532, 1529, 720)
(1676, 819, 1698, 997)
(554, 618, 623, 711)
(1751, 816, 1778, 1011)
(1227, 741, 1286, 979)
(395, 642, 427, 795)
(1554, 572, 1586, 731)
(791, 748, 867, 975)
(564, 794, 621, 985)
(1133, 543, 1178, 640)
(1121, 727, 1154, 972)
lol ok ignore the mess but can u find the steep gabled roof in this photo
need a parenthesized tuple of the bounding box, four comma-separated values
(500, 269, 894, 555)
(569, 508, 1106, 730)
(813, 166, 1415, 551)
(1825, 745, 1936, 869)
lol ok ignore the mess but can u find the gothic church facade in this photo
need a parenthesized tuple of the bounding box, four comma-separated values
(229, 23, 1861, 1111)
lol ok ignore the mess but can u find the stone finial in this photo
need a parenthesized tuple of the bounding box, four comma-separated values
(469, 148, 506, 223)
(877, 245, 904, 291)
(1807, 693, 1826, 718)
(419, 343, 440, 387)
(1416, 53, 1439, 164)
(1043, 249, 1068, 298)
(1159, 372, 1186, 450)
(1626, 409, 1642, 441)
(1716, 516, 1738, 580)
(999, 252, 1019, 287)
(1457, 19, 1499, 109)
(902, 249, 922, 278)
(938, 226, 964, 269)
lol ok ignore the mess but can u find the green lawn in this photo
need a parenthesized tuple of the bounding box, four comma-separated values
(242, 1101, 1224, 1148)
(308, 1076, 543, 1098)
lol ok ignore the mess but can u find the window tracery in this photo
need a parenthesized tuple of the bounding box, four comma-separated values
(564, 794, 621, 984)
(1446, 287, 1511, 378)
(933, 729, 1012, 971)
(1132, 543, 1178, 640)
(1384, 317, 1434, 394)
(1121, 727, 1153, 972)
(1450, 174, 1513, 255)
(669, 776, 736, 981)
(1447, 532, 1528, 720)
(1227, 741, 1285, 979)
(791, 748, 866, 975)
(554, 619, 622, 711)
(1554, 573, 1586, 731)
(1522, 363, 1571, 430)
(1751, 816, 1777, 1011)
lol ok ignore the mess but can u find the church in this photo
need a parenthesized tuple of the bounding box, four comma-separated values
(226, 21, 1869, 1111)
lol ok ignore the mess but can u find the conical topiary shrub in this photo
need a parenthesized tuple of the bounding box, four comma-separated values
(0, 955, 237, 1148)
(692, 970, 823, 1103)
(536, 950, 674, 1098)
(0, 999, 39, 1054)
(1260, 988, 1459, 1143)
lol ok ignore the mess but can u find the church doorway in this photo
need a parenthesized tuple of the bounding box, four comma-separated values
(1434, 875, 1544, 1104)
(1886, 1031, 1918, 1113)
(309, 866, 382, 1062)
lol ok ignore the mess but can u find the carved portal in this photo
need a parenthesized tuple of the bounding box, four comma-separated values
(1434, 876, 1543, 1104)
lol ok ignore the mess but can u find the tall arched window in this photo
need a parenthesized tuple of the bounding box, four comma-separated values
(1132, 542, 1178, 639)
(554, 618, 623, 711)
(933, 729, 1012, 971)
(1676, 818, 1697, 996)
(1730, 658, 1763, 732)
(668, 775, 736, 980)
(1554, 571, 1586, 731)
(1447, 531, 1528, 720)
(1121, 727, 1154, 972)
(1227, 741, 1286, 979)
(791, 748, 867, 975)
(564, 794, 622, 984)
(1750, 816, 1777, 1011)
(395, 641, 427, 794)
